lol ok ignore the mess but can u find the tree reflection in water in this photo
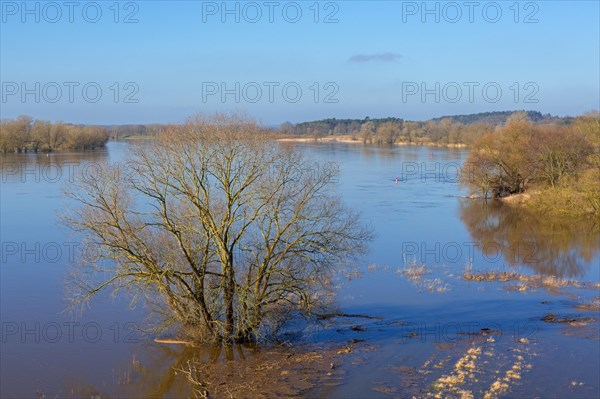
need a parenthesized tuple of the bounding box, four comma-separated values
(459, 199, 599, 278)
(62, 344, 195, 398)
(66, 341, 344, 398)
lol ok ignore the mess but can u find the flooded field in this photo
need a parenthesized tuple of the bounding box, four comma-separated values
(1, 141, 598, 398)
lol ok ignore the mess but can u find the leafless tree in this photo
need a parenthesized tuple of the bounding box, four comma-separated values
(64, 114, 372, 343)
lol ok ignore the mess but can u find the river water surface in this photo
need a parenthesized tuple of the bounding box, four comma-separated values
(1, 142, 598, 398)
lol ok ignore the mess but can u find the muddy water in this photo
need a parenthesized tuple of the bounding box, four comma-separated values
(1, 142, 598, 398)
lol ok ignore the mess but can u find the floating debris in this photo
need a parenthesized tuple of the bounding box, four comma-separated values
(397, 262, 450, 293)
(316, 312, 384, 320)
(464, 271, 600, 291)
(541, 314, 597, 324)
(575, 297, 600, 312)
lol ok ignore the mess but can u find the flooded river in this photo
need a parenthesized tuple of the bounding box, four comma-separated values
(1, 142, 598, 398)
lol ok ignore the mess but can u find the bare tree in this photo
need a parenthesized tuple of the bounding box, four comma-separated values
(359, 121, 375, 144)
(64, 114, 372, 343)
(1, 116, 107, 153)
(374, 121, 400, 144)
(462, 120, 594, 198)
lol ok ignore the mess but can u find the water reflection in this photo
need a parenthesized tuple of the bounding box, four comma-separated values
(459, 199, 599, 278)
(55, 344, 192, 399)
(68, 342, 344, 399)
(113, 344, 194, 399)
(2, 142, 599, 398)
(0, 149, 110, 184)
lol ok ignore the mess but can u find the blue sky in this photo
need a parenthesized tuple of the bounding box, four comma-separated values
(1, 0, 599, 124)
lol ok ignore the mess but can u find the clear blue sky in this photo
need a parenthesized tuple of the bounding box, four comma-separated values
(1, 0, 599, 125)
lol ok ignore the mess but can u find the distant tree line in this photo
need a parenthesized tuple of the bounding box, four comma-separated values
(280, 117, 403, 138)
(461, 112, 599, 215)
(279, 111, 573, 146)
(429, 110, 570, 126)
(103, 124, 166, 140)
(0, 116, 108, 153)
(281, 116, 494, 146)
(0, 111, 585, 154)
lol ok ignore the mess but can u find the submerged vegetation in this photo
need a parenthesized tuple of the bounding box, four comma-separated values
(461, 112, 600, 216)
(64, 114, 371, 344)
(0, 115, 108, 153)
(463, 271, 600, 292)
(181, 344, 350, 398)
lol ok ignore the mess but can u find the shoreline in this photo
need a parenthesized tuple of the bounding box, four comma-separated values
(277, 136, 467, 148)
(0, 145, 108, 155)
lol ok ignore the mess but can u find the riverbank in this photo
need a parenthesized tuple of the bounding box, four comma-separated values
(277, 135, 468, 148)
(113, 134, 468, 148)
(497, 188, 600, 218)
(498, 192, 534, 205)
(121, 135, 157, 140)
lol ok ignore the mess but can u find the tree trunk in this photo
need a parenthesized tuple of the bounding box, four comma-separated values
(223, 257, 236, 340)
(224, 285, 234, 339)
